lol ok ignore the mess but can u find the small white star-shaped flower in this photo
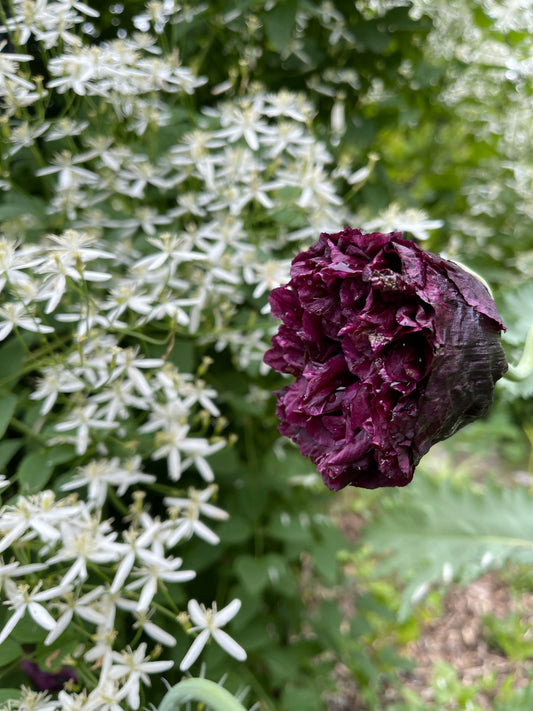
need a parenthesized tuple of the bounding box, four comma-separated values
(180, 598, 246, 671)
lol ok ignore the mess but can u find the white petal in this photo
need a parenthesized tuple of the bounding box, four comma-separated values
(187, 599, 207, 627)
(213, 598, 241, 627)
(179, 629, 209, 671)
(143, 620, 177, 647)
(191, 520, 220, 545)
(128, 367, 152, 397)
(195, 457, 215, 483)
(0, 520, 28, 553)
(168, 448, 181, 481)
(45, 610, 72, 645)
(111, 551, 135, 593)
(83, 270, 112, 281)
(212, 628, 247, 661)
(0, 607, 25, 644)
(138, 659, 173, 673)
(137, 578, 157, 612)
(199, 502, 229, 521)
(0, 322, 14, 340)
(162, 569, 196, 583)
(126, 681, 140, 710)
(28, 601, 56, 630)
(61, 558, 86, 586)
(31, 519, 61, 542)
(76, 606, 106, 626)
(147, 253, 167, 271)
(33, 582, 71, 601)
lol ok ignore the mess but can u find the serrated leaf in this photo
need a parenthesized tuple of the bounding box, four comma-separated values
(0, 395, 17, 439)
(362, 476, 533, 617)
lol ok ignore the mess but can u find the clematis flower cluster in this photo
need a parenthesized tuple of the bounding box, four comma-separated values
(0, 1, 332, 705)
(0, 0, 450, 708)
(264, 228, 508, 490)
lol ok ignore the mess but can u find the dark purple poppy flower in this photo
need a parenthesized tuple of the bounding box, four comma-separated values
(21, 659, 77, 691)
(264, 227, 508, 490)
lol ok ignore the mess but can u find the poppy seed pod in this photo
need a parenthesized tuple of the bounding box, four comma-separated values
(264, 227, 508, 490)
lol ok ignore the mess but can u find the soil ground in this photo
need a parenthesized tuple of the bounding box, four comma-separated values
(398, 572, 533, 708)
(324, 501, 533, 710)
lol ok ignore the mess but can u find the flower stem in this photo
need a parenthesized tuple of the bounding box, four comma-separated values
(505, 321, 533, 382)
(158, 678, 249, 711)
(9, 417, 47, 445)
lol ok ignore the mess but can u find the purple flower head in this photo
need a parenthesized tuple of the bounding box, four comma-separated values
(264, 227, 508, 490)
(21, 659, 77, 692)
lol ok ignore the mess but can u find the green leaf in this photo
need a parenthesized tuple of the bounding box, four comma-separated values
(351, 22, 393, 52)
(234, 553, 292, 596)
(362, 476, 533, 618)
(162, 336, 195, 372)
(495, 684, 533, 711)
(0, 395, 17, 438)
(36, 636, 79, 671)
(311, 600, 344, 652)
(312, 525, 346, 584)
(218, 515, 251, 544)
(281, 687, 325, 711)
(263, 0, 298, 52)
(264, 648, 301, 683)
(44, 444, 76, 466)
(267, 511, 314, 545)
(12, 613, 47, 643)
(498, 280, 533, 347)
(483, 612, 533, 661)
(16, 451, 54, 493)
(498, 283, 533, 399)
(0, 439, 23, 470)
(0, 691, 21, 704)
(0, 638, 22, 666)
(0, 192, 46, 222)
(0, 339, 26, 381)
(235, 618, 273, 652)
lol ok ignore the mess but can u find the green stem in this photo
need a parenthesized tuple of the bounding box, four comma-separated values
(158, 581, 181, 616)
(505, 321, 533, 382)
(9, 417, 47, 445)
(106, 485, 129, 516)
(147, 481, 187, 496)
(158, 678, 249, 711)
